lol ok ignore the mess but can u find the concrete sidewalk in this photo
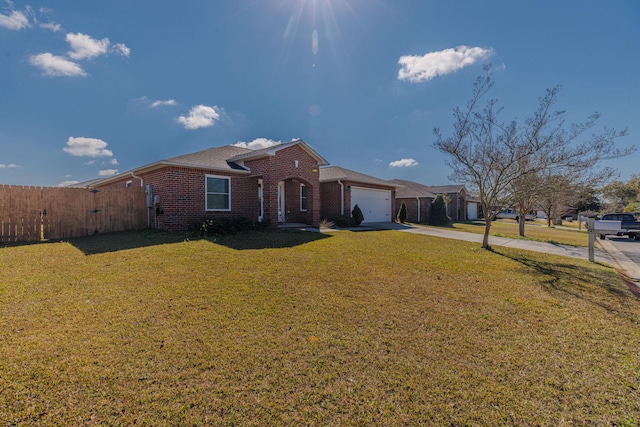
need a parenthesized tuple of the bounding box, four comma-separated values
(356, 222, 640, 278)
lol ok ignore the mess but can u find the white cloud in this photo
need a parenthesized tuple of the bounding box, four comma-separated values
(58, 180, 79, 187)
(110, 158, 119, 165)
(0, 163, 19, 168)
(177, 105, 221, 130)
(98, 169, 118, 176)
(389, 158, 419, 168)
(63, 137, 113, 157)
(40, 22, 61, 32)
(66, 32, 110, 60)
(112, 43, 130, 57)
(151, 99, 177, 108)
(233, 138, 283, 150)
(0, 9, 30, 30)
(398, 46, 494, 83)
(29, 53, 87, 77)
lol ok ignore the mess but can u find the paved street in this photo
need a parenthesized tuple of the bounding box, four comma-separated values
(604, 236, 640, 264)
(598, 236, 640, 282)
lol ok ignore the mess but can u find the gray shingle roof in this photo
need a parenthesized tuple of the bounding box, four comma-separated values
(165, 145, 252, 171)
(427, 184, 466, 194)
(320, 166, 397, 188)
(91, 141, 329, 187)
(390, 179, 438, 199)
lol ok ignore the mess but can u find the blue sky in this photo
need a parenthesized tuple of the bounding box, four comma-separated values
(1, 0, 638, 187)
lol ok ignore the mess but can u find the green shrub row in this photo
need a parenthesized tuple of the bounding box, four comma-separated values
(189, 216, 270, 236)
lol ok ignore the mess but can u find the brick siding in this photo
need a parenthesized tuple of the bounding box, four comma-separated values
(395, 197, 432, 223)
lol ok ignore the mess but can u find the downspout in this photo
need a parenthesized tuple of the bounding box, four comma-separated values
(338, 180, 345, 217)
(131, 171, 144, 187)
(131, 171, 149, 227)
(416, 197, 420, 223)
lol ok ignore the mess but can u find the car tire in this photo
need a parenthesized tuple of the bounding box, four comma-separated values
(599, 234, 606, 240)
(635, 234, 640, 241)
(515, 216, 519, 222)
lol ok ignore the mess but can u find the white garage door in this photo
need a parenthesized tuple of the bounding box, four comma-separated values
(351, 187, 392, 223)
(467, 202, 478, 220)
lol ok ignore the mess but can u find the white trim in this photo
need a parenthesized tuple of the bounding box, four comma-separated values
(258, 179, 264, 222)
(278, 181, 286, 222)
(205, 174, 231, 211)
(300, 183, 307, 212)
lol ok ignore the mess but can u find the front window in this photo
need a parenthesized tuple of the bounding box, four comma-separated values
(206, 175, 230, 211)
(300, 184, 307, 211)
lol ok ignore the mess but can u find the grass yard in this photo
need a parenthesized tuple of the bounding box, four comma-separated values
(450, 219, 590, 247)
(1, 230, 639, 425)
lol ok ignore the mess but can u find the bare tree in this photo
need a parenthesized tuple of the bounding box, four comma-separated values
(433, 67, 632, 249)
(536, 173, 578, 227)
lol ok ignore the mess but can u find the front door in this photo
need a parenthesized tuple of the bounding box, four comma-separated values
(277, 181, 285, 223)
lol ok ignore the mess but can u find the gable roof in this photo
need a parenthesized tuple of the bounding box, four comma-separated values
(390, 179, 438, 199)
(427, 184, 466, 194)
(92, 145, 253, 187)
(228, 139, 329, 166)
(165, 145, 252, 171)
(90, 140, 331, 187)
(320, 166, 398, 188)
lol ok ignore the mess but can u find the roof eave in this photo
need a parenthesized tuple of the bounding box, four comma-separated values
(93, 160, 250, 187)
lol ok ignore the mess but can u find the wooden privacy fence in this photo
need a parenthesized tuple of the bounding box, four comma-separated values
(0, 185, 147, 242)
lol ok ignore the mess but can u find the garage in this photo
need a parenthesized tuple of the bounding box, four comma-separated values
(351, 187, 392, 223)
(467, 202, 478, 220)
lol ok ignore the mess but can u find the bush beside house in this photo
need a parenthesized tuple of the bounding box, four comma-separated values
(428, 194, 450, 226)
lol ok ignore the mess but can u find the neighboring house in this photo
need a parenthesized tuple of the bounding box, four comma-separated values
(391, 181, 470, 222)
(319, 166, 398, 223)
(390, 179, 437, 223)
(424, 184, 468, 221)
(92, 139, 329, 231)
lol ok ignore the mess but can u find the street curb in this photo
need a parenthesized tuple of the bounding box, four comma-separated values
(597, 239, 640, 283)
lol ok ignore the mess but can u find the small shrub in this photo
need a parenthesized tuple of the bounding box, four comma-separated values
(397, 201, 407, 223)
(352, 204, 364, 226)
(319, 219, 335, 229)
(329, 216, 356, 228)
(428, 194, 450, 226)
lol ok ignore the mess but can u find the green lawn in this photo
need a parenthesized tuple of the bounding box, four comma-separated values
(450, 219, 590, 247)
(1, 230, 639, 425)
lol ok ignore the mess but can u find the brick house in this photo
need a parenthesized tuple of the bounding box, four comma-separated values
(93, 140, 329, 231)
(390, 179, 437, 223)
(391, 180, 471, 222)
(427, 185, 468, 221)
